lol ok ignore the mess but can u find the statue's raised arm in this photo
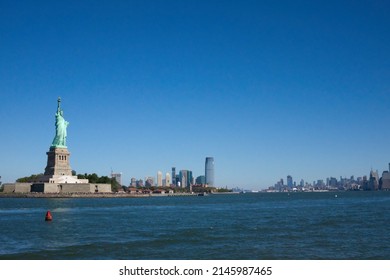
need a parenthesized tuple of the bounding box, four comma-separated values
(51, 97, 69, 148)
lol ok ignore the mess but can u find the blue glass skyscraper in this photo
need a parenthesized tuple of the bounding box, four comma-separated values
(179, 170, 193, 188)
(205, 157, 214, 187)
(287, 175, 293, 189)
(172, 167, 176, 186)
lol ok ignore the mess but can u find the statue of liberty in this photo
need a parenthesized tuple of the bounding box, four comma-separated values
(51, 97, 69, 148)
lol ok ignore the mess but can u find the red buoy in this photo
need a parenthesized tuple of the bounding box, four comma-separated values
(45, 211, 52, 221)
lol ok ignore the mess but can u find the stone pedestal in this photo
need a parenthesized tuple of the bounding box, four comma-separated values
(44, 147, 72, 177)
(40, 147, 84, 184)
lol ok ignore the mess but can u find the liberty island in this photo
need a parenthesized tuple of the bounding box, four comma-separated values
(2, 98, 111, 194)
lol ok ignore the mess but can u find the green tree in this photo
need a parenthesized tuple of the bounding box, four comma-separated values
(77, 174, 86, 180)
(216, 187, 232, 193)
(97, 176, 111, 184)
(16, 174, 43, 183)
(88, 173, 99, 183)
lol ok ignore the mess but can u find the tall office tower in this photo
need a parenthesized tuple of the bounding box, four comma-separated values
(382, 168, 390, 190)
(130, 178, 137, 187)
(165, 172, 171, 187)
(205, 157, 215, 187)
(369, 170, 379, 191)
(157, 171, 163, 187)
(145, 177, 154, 187)
(172, 167, 176, 186)
(179, 170, 188, 188)
(179, 170, 193, 188)
(188, 171, 193, 187)
(287, 175, 293, 188)
(136, 179, 144, 188)
(329, 177, 337, 187)
(181, 173, 186, 188)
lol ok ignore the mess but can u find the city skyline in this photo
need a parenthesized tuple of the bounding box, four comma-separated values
(1, 1, 389, 189)
(124, 156, 213, 188)
(269, 163, 390, 192)
(115, 161, 390, 189)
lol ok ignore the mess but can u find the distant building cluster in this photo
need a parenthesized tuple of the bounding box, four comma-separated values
(125, 157, 215, 191)
(266, 163, 390, 192)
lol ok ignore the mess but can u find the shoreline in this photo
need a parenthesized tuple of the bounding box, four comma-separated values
(0, 192, 240, 198)
(3, 191, 380, 199)
(0, 192, 190, 198)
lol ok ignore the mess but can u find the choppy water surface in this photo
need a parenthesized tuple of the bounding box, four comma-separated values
(0, 192, 389, 259)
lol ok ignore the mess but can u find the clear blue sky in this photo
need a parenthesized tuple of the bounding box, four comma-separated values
(1, 0, 389, 189)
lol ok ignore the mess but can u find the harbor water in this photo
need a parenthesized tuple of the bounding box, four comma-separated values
(0, 192, 389, 259)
